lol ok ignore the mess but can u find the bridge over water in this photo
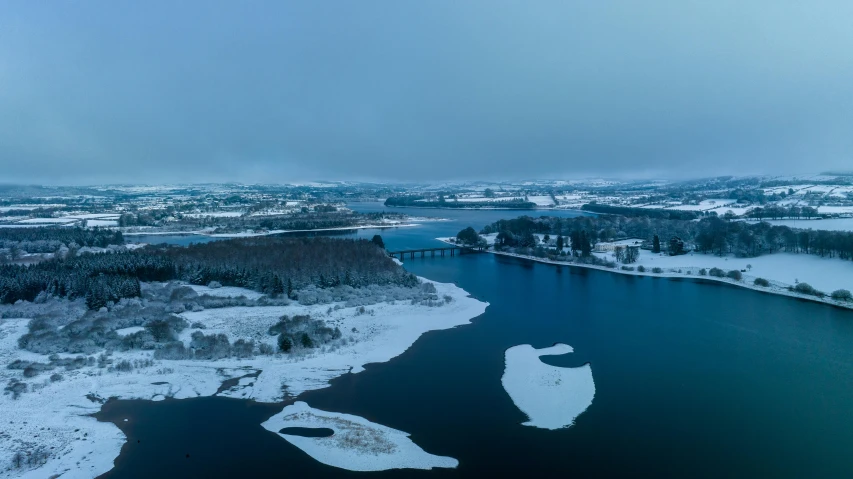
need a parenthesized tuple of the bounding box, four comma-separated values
(387, 246, 485, 260)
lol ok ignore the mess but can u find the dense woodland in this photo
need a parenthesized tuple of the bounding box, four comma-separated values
(385, 196, 536, 209)
(0, 236, 415, 309)
(481, 215, 853, 260)
(0, 227, 123, 253)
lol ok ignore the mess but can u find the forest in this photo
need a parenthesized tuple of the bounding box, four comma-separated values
(481, 215, 853, 261)
(0, 236, 416, 308)
(0, 227, 124, 253)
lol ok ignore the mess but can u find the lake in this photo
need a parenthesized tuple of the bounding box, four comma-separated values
(97, 203, 853, 478)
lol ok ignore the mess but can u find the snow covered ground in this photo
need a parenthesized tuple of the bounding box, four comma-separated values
(751, 218, 853, 232)
(527, 195, 556, 207)
(818, 206, 853, 215)
(645, 199, 738, 212)
(502, 344, 595, 430)
(15, 218, 77, 224)
(261, 402, 458, 471)
(187, 284, 266, 300)
(0, 280, 487, 478)
(591, 250, 853, 295)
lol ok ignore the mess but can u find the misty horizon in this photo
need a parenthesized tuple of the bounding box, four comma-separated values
(2, 1, 852, 184)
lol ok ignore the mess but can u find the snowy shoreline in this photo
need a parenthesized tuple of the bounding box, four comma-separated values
(437, 239, 853, 311)
(0, 279, 488, 478)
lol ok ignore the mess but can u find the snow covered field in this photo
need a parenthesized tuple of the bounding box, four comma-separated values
(262, 402, 458, 471)
(756, 218, 853, 232)
(0, 280, 487, 478)
(502, 344, 595, 430)
(590, 251, 853, 295)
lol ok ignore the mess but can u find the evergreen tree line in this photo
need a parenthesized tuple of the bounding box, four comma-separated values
(0, 253, 172, 305)
(481, 215, 853, 260)
(0, 237, 415, 307)
(0, 227, 123, 251)
(158, 236, 417, 293)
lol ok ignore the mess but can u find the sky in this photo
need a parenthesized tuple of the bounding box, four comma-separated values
(1, 1, 852, 185)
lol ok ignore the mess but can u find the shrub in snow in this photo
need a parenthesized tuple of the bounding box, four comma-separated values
(153, 341, 191, 360)
(831, 289, 852, 301)
(270, 314, 341, 353)
(190, 331, 231, 360)
(754, 278, 770, 287)
(699, 268, 707, 276)
(113, 360, 134, 372)
(652, 267, 663, 274)
(169, 286, 199, 302)
(208, 281, 222, 289)
(726, 270, 743, 281)
(708, 267, 725, 278)
(50, 373, 63, 382)
(278, 334, 293, 353)
(120, 330, 156, 351)
(792, 282, 824, 297)
(9, 447, 50, 470)
(232, 339, 255, 358)
(4, 378, 27, 399)
(258, 343, 275, 355)
(637, 265, 646, 272)
(621, 266, 635, 271)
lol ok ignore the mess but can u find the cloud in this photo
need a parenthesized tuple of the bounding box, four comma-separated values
(1, 1, 851, 184)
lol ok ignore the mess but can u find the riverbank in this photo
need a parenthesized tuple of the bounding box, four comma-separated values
(436, 238, 853, 311)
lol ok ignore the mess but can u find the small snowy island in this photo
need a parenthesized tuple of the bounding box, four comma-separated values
(262, 402, 458, 471)
(502, 343, 595, 430)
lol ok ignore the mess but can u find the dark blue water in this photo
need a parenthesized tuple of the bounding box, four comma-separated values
(97, 205, 853, 478)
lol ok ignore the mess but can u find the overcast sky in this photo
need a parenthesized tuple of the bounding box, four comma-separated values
(1, 1, 851, 185)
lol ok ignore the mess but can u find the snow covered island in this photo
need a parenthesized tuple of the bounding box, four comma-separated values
(0, 280, 487, 478)
(262, 402, 458, 471)
(502, 344, 595, 430)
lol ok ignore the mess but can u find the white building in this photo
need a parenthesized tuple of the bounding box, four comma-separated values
(594, 238, 644, 253)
